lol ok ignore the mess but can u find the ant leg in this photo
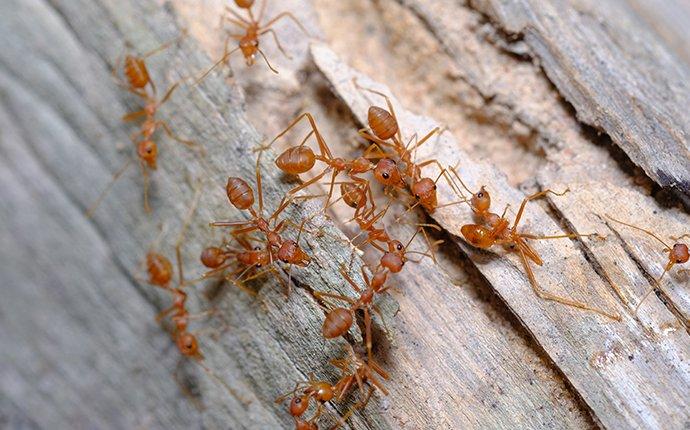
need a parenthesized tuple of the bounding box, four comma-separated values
(634, 268, 670, 313)
(671, 234, 690, 241)
(262, 112, 332, 160)
(408, 127, 440, 153)
(209, 220, 256, 229)
(85, 159, 134, 218)
(142, 30, 188, 59)
(358, 130, 395, 149)
(193, 47, 241, 86)
(156, 305, 176, 323)
(604, 214, 672, 250)
(521, 232, 601, 241)
(364, 308, 373, 364)
(141, 161, 152, 214)
(122, 109, 147, 122)
(313, 291, 357, 307)
(174, 187, 202, 286)
(224, 6, 251, 27)
(286, 168, 331, 198)
(261, 12, 310, 37)
(513, 188, 571, 230)
(260, 28, 292, 60)
(158, 121, 203, 153)
(516, 243, 620, 321)
(257, 48, 279, 74)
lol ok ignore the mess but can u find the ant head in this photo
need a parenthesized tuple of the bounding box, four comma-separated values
(234, 0, 254, 8)
(146, 252, 173, 287)
(671, 243, 689, 264)
(390, 240, 405, 253)
(200, 246, 227, 268)
(239, 36, 259, 64)
(374, 159, 405, 188)
(255, 250, 271, 268)
(341, 182, 366, 208)
(460, 224, 493, 249)
(289, 395, 310, 417)
(226, 177, 255, 210)
(277, 240, 311, 267)
(380, 252, 404, 273)
(470, 186, 490, 213)
(412, 177, 438, 212)
(137, 140, 158, 168)
(176, 332, 201, 359)
(368, 106, 398, 140)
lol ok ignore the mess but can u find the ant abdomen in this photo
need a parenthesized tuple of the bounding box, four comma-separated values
(322, 308, 353, 339)
(341, 182, 366, 208)
(234, 0, 254, 8)
(276, 146, 316, 174)
(226, 177, 255, 210)
(200, 246, 228, 268)
(461, 224, 495, 249)
(147, 252, 173, 287)
(368, 106, 398, 140)
(124, 56, 150, 89)
(294, 418, 318, 430)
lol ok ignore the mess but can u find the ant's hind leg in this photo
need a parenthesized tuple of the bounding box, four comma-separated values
(516, 244, 620, 321)
(513, 188, 571, 229)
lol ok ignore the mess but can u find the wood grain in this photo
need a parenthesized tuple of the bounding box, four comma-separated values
(312, 42, 690, 429)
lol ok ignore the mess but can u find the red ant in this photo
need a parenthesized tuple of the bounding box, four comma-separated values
(210, 153, 320, 294)
(450, 168, 620, 321)
(353, 80, 463, 214)
(262, 113, 376, 210)
(198, 234, 274, 296)
(314, 266, 389, 363)
(197, 0, 309, 80)
(87, 32, 202, 216)
(329, 344, 389, 416)
(605, 215, 689, 312)
(276, 373, 341, 429)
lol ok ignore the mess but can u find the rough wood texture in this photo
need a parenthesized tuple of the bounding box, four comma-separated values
(312, 43, 689, 429)
(400, 0, 690, 205)
(2, 0, 689, 429)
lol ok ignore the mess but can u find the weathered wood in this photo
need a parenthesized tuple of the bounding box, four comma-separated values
(312, 42, 690, 429)
(397, 0, 690, 204)
(0, 1, 379, 428)
(2, 0, 688, 428)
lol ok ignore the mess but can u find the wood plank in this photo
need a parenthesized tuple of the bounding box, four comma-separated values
(312, 42, 690, 429)
(399, 0, 690, 204)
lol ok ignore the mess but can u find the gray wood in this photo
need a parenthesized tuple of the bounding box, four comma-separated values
(398, 0, 690, 205)
(312, 42, 690, 429)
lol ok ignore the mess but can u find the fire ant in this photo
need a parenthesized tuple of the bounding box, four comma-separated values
(209, 153, 320, 294)
(197, 0, 309, 80)
(353, 80, 463, 214)
(87, 32, 202, 216)
(450, 168, 620, 320)
(314, 265, 389, 363)
(329, 344, 389, 413)
(605, 215, 689, 312)
(276, 373, 341, 429)
(261, 113, 376, 209)
(198, 234, 274, 296)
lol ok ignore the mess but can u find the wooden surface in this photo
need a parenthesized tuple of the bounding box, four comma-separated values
(1, 0, 688, 429)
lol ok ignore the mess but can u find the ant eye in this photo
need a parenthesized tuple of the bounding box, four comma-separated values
(382, 173, 390, 179)
(396, 244, 403, 251)
(256, 264, 262, 268)
(477, 192, 484, 198)
(433, 184, 437, 190)
(415, 194, 420, 199)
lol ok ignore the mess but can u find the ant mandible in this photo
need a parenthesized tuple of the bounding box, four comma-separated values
(450, 168, 620, 321)
(605, 215, 689, 312)
(87, 32, 202, 216)
(197, 0, 310, 80)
